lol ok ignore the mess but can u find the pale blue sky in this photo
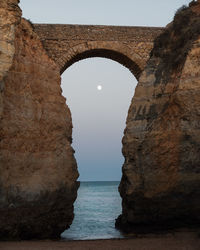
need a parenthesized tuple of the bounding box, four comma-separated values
(20, 0, 191, 26)
(19, 0, 191, 181)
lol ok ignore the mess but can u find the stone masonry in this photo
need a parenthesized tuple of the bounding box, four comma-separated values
(34, 24, 164, 80)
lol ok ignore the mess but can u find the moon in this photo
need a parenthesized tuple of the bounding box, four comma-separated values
(97, 85, 102, 91)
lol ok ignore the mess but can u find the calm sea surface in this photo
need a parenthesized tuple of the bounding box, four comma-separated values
(61, 181, 124, 240)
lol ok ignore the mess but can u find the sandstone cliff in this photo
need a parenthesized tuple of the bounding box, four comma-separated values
(0, 0, 79, 239)
(117, 0, 200, 232)
(0, 0, 21, 119)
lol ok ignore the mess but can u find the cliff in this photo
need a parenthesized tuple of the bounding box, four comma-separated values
(0, 0, 79, 239)
(1, 0, 200, 240)
(116, 0, 200, 232)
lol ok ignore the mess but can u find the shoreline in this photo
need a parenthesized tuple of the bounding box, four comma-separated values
(0, 230, 199, 250)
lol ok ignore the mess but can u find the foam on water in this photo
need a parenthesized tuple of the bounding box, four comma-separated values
(61, 181, 123, 240)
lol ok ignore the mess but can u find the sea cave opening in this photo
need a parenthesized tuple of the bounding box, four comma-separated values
(60, 57, 137, 240)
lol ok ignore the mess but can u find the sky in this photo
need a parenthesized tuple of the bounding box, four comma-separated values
(19, 0, 192, 181)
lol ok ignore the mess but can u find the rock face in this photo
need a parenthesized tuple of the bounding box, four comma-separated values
(0, 0, 79, 239)
(116, 1, 200, 232)
(0, 0, 21, 118)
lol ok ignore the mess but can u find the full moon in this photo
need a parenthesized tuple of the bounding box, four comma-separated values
(97, 85, 102, 91)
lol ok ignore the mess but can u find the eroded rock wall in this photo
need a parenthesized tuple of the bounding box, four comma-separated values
(0, 0, 79, 239)
(117, 1, 200, 232)
(0, 0, 21, 118)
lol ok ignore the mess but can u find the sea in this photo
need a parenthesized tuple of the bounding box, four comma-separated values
(61, 181, 124, 240)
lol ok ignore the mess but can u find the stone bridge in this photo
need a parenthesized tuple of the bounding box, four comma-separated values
(34, 24, 164, 80)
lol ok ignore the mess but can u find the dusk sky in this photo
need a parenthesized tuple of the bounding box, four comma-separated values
(19, 0, 191, 181)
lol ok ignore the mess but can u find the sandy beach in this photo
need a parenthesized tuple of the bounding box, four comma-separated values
(0, 231, 199, 250)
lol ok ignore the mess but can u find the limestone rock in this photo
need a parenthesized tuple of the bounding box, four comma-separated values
(0, 1, 79, 239)
(116, 1, 200, 232)
(0, 0, 21, 119)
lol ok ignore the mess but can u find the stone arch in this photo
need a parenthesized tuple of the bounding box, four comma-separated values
(60, 48, 142, 80)
(34, 24, 164, 81)
(54, 41, 145, 80)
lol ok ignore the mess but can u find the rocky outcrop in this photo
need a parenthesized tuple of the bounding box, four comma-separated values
(0, 0, 79, 239)
(116, 0, 200, 232)
(0, 0, 21, 119)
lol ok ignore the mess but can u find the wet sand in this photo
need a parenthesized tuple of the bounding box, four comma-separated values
(0, 231, 200, 250)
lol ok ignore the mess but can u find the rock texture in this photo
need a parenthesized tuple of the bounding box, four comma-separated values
(0, 0, 21, 119)
(116, 0, 200, 232)
(0, 0, 79, 239)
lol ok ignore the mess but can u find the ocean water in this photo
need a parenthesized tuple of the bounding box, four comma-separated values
(61, 181, 124, 240)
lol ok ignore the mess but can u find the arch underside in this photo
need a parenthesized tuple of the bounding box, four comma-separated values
(60, 49, 142, 80)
